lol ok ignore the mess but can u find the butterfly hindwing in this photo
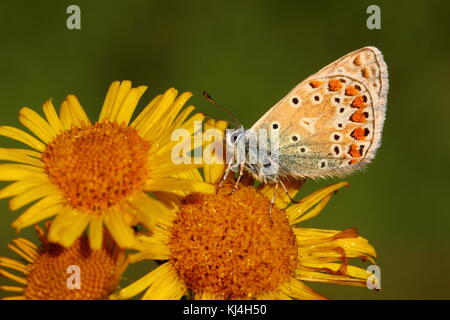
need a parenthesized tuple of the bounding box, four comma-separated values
(250, 47, 388, 179)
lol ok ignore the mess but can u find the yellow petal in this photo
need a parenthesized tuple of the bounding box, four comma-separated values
(12, 195, 63, 231)
(0, 126, 45, 151)
(144, 178, 216, 194)
(153, 191, 183, 209)
(42, 99, 64, 133)
(88, 217, 104, 250)
(149, 159, 202, 179)
(115, 86, 147, 125)
(2, 296, 26, 300)
(48, 208, 91, 247)
(203, 119, 227, 184)
(296, 227, 377, 263)
(280, 277, 327, 300)
(0, 269, 26, 285)
(12, 239, 38, 260)
(110, 263, 168, 300)
(138, 88, 178, 137)
(99, 81, 121, 121)
(0, 285, 24, 292)
(130, 94, 162, 129)
(130, 233, 171, 262)
(141, 263, 186, 300)
(0, 257, 29, 274)
(14, 237, 38, 251)
(65, 95, 91, 126)
(0, 164, 45, 181)
(0, 179, 45, 199)
(107, 81, 132, 121)
(0, 148, 43, 167)
(9, 183, 58, 211)
(128, 195, 174, 231)
(287, 182, 349, 224)
(157, 91, 193, 132)
(59, 101, 73, 130)
(6, 244, 34, 263)
(294, 193, 333, 224)
(297, 263, 373, 287)
(170, 105, 195, 129)
(259, 179, 305, 209)
(19, 107, 56, 143)
(103, 209, 137, 249)
(153, 113, 205, 154)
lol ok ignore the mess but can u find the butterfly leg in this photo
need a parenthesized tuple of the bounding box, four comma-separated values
(219, 155, 235, 188)
(279, 179, 301, 204)
(232, 163, 245, 192)
(269, 183, 279, 222)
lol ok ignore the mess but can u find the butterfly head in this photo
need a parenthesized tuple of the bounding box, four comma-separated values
(226, 126, 281, 183)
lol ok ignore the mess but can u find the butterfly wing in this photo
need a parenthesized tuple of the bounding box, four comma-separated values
(250, 46, 388, 179)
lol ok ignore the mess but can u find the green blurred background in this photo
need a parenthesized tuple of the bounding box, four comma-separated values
(0, 0, 449, 299)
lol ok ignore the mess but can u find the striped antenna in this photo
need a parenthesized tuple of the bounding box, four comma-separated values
(203, 91, 240, 128)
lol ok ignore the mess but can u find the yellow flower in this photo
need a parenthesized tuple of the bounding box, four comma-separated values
(0, 224, 128, 300)
(110, 119, 378, 300)
(0, 81, 214, 250)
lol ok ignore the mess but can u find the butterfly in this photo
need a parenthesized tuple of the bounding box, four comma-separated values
(221, 46, 388, 196)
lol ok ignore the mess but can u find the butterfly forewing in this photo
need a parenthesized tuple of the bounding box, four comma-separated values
(250, 47, 388, 179)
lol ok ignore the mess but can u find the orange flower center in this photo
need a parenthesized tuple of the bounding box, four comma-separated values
(42, 121, 150, 214)
(24, 234, 125, 300)
(168, 183, 298, 299)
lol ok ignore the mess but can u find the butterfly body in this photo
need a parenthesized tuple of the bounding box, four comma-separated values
(226, 47, 388, 185)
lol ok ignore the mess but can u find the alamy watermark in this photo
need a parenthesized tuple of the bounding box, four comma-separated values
(66, 265, 81, 289)
(171, 121, 280, 176)
(366, 5, 381, 30)
(66, 5, 81, 30)
(366, 264, 381, 290)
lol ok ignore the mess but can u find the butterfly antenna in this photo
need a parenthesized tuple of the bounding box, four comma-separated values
(203, 91, 241, 128)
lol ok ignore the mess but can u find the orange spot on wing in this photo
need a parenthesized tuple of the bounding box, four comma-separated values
(328, 79, 342, 91)
(349, 159, 358, 165)
(348, 144, 362, 158)
(350, 110, 367, 123)
(353, 56, 361, 66)
(309, 80, 323, 88)
(345, 85, 359, 96)
(351, 127, 366, 140)
(351, 96, 366, 108)
(362, 68, 370, 78)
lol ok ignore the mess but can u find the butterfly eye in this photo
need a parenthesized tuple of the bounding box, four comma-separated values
(228, 130, 242, 144)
